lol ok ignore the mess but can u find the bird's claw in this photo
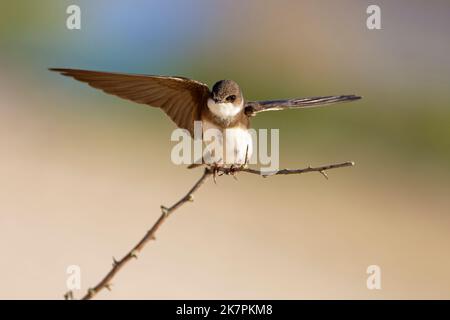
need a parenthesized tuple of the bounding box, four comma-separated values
(209, 163, 247, 183)
(210, 164, 223, 184)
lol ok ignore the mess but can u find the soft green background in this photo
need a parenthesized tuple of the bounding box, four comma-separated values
(1, 0, 449, 299)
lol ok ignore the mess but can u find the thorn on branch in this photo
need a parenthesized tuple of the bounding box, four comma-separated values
(319, 170, 329, 180)
(112, 257, 119, 267)
(130, 250, 139, 259)
(160, 205, 170, 217)
(187, 194, 194, 202)
(105, 284, 113, 291)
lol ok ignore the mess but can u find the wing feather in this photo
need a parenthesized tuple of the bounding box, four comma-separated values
(50, 68, 210, 135)
(245, 95, 361, 116)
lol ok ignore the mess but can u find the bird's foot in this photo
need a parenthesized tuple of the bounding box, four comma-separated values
(226, 163, 247, 180)
(208, 163, 224, 184)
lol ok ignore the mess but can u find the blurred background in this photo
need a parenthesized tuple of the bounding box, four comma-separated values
(1, 0, 450, 299)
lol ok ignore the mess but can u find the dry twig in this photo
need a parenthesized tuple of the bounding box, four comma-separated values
(76, 161, 354, 300)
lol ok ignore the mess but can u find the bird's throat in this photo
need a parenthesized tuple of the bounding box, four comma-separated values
(207, 98, 243, 119)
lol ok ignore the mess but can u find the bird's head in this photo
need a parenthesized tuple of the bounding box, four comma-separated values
(208, 80, 244, 119)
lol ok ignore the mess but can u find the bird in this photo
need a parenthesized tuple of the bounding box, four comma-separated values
(49, 68, 361, 168)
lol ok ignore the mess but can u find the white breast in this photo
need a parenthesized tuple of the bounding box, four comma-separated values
(225, 127, 253, 165)
(202, 120, 253, 165)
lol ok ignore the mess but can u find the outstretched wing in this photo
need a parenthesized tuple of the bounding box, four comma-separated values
(50, 68, 210, 135)
(245, 95, 361, 116)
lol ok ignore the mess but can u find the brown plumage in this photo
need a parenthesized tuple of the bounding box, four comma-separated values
(49, 68, 210, 136)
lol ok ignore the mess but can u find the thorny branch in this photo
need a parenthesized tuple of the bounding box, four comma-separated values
(65, 161, 354, 300)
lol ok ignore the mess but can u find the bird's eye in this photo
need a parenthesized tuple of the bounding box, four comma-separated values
(226, 95, 236, 102)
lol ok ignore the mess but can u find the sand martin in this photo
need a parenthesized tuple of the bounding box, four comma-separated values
(50, 68, 361, 166)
